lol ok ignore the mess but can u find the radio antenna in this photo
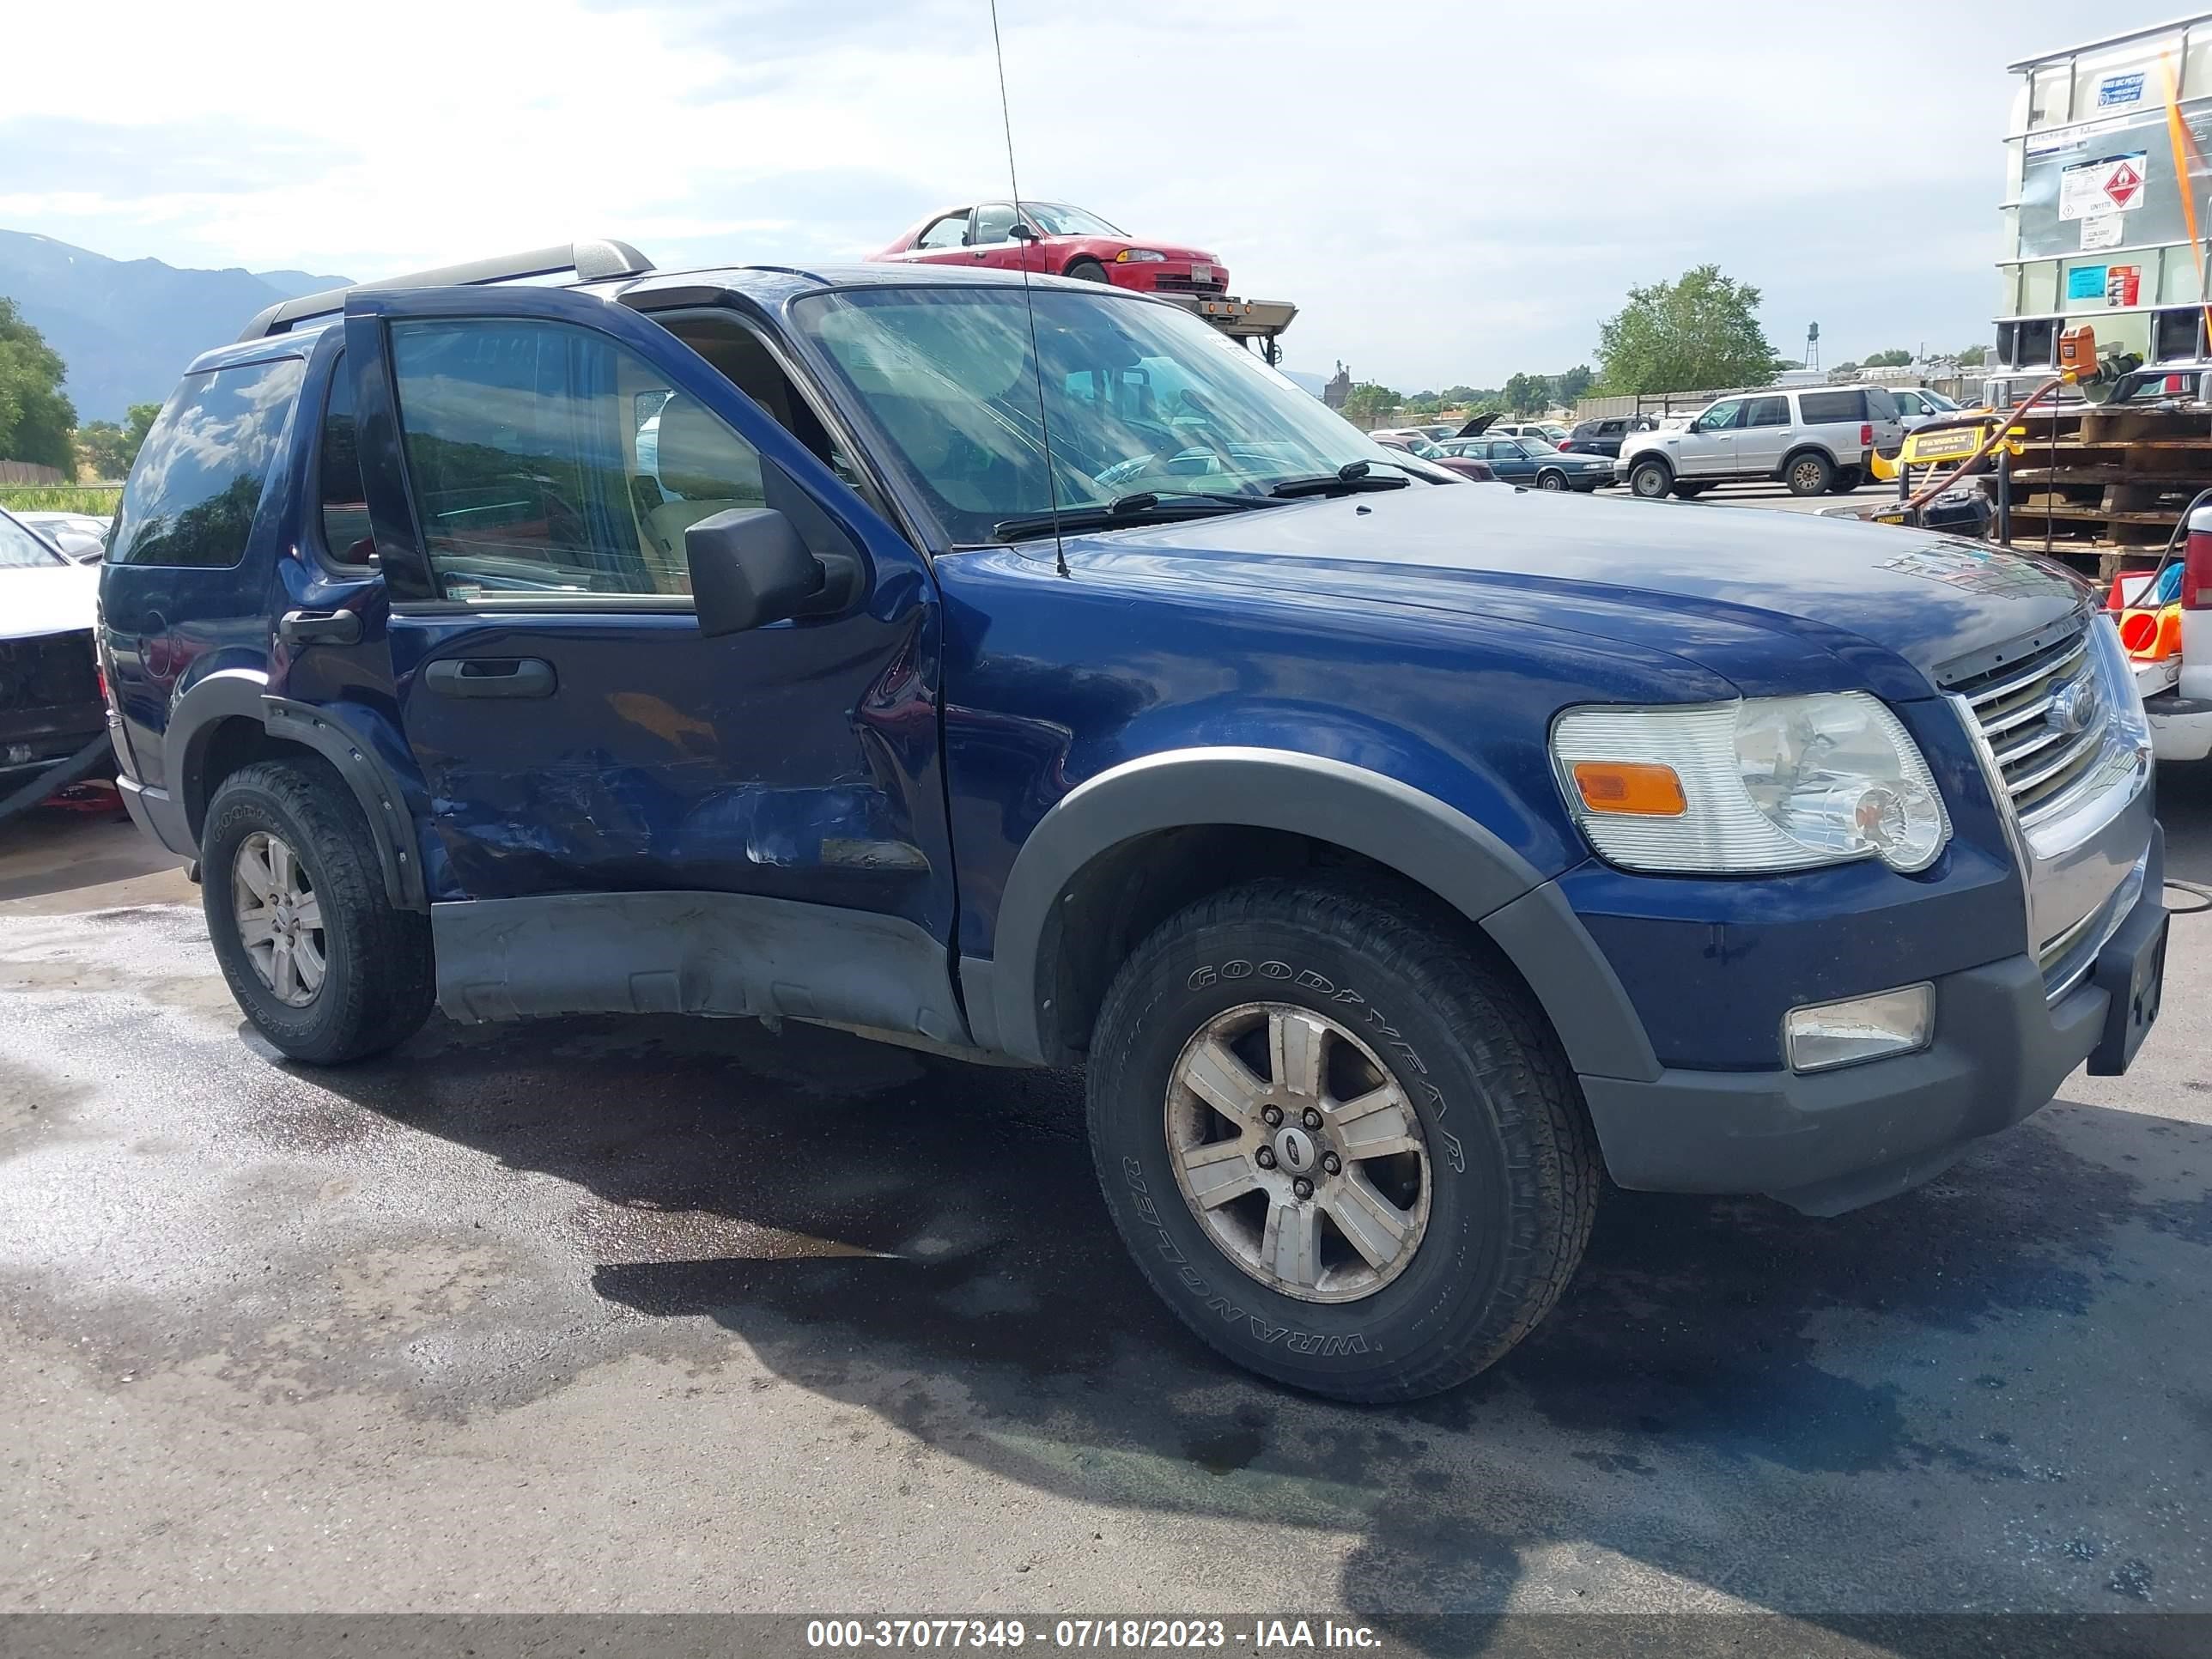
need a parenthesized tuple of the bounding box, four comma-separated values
(988, 0, 1069, 578)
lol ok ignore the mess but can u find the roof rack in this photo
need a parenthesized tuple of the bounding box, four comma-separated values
(236, 239, 656, 342)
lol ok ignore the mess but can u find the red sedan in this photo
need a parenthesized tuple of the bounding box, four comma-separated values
(869, 200, 1228, 297)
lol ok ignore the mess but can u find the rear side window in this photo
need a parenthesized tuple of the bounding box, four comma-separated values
(1796, 389, 1864, 425)
(319, 357, 376, 566)
(110, 357, 303, 568)
(1744, 396, 1790, 428)
(1863, 386, 1899, 422)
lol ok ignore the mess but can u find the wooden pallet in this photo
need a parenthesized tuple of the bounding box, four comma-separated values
(1989, 403, 2212, 576)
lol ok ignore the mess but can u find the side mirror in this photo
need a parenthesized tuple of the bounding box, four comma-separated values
(1010, 222, 1039, 242)
(685, 507, 822, 636)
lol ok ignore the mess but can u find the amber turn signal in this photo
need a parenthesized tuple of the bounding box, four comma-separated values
(1571, 761, 1687, 817)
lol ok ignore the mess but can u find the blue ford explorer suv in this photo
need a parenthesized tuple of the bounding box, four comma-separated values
(98, 240, 2167, 1401)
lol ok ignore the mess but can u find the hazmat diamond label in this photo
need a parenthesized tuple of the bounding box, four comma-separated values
(2060, 152, 2149, 220)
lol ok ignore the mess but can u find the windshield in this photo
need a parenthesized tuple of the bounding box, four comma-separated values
(0, 512, 64, 568)
(795, 285, 1407, 543)
(1025, 203, 1126, 238)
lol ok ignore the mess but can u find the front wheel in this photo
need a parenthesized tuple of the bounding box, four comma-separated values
(1786, 452, 1834, 496)
(1628, 459, 1673, 499)
(1830, 465, 1864, 493)
(1066, 258, 1111, 283)
(1535, 470, 1569, 492)
(1670, 482, 1707, 499)
(1085, 877, 1600, 1402)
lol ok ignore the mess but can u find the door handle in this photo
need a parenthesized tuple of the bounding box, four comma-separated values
(277, 608, 362, 647)
(424, 658, 557, 698)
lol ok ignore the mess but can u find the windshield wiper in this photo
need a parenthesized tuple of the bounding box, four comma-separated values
(1267, 461, 1413, 499)
(989, 490, 1277, 544)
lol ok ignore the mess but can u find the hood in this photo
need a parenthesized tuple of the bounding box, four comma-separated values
(0, 562, 99, 641)
(1456, 413, 1498, 436)
(1060, 483, 2090, 700)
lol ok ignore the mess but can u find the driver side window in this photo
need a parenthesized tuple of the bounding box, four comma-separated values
(915, 212, 972, 251)
(973, 203, 1018, 244)
(1698, 400, 1744, 432)
(388, 317, 765, 603)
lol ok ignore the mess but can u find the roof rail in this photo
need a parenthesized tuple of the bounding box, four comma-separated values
(236, 239, 656, 342)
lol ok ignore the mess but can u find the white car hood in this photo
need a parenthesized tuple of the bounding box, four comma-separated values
(0, 563, 100, 641)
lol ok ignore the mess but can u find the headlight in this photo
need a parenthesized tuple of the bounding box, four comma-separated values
(1551, 694, 1950, 875)
(1115, 248, 1168, 262)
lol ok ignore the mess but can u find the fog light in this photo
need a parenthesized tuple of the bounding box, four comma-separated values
(1784, 984, 1933, 1073)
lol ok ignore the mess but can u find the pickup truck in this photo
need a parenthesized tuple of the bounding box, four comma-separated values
(99, 240, 2168, 1402)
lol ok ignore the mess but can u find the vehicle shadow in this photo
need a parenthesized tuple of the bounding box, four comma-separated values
(297, 998, 2212, 1645)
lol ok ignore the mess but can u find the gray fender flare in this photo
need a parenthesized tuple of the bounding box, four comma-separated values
(162, 671, 426, 911)
(964, 746, 1659, 1081)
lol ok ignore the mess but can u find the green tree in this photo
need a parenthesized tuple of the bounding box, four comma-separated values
(1861, 347, 1913, 368)
(78, 402, 161, 480)
(1553, 365, 1595, 404)
(1500, 372, 1549, 415)
(1340, 381, 1401, 425)
(0, 299, 78, 473)
(1595, 265, 1784, 395)
(1833, 361, 1860, 375)
(1956, 344, 1989, 367)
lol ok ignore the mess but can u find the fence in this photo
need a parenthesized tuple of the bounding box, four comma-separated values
(1571, 375, 1989, 424)
(0, 460, 72, 486)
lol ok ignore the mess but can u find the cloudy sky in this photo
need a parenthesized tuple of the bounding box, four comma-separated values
(0, 0, 2182, 391)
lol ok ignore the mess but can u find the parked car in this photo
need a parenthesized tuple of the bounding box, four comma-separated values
(1890, 386, 1963, 431)
(1370, 434, 1498, 482)
(1484, 420, 1571, 446)
(1559, 415, 1658, 459)
(869, 200, 1226, 297)
(1441, 428, 1614, 491)
(14, 509, 112, 562)
(1, 507, 105, 793)
(1618, 386, 1905, 499)
(106, 240, 2166, 1405)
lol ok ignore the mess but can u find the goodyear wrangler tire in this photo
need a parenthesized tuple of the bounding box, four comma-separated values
(202, 758, 434, 1065)
(1085, 876, 1600, 1402)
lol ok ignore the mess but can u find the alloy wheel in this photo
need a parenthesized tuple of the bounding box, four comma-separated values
(233, 830, 325, 1007)
(1164, 1002, 1432, 1303)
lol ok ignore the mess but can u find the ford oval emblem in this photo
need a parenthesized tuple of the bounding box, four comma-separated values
(2046, 678, 2094, 736)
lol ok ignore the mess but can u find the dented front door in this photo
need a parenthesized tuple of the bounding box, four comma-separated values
(345, 284, 954, 947)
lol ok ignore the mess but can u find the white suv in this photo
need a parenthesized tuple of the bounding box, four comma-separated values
(1618, 386, 1904, 500)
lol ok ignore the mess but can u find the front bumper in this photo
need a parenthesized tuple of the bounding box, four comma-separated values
(1110, 260, 1229, 298)
(1580, 823, 2166, 1216)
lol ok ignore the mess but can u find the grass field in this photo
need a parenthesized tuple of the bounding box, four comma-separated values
(0, 485, 124, 516)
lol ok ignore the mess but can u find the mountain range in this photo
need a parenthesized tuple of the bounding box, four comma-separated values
(0, 230, 351, 423)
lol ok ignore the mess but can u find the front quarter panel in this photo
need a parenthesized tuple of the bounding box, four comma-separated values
(938, 543, 1739, 964)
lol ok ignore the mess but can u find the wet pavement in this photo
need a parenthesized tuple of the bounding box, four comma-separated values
(2, 777, 2209, 1643)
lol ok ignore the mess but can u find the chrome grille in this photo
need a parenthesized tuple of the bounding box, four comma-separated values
(1949, 623, 2106, 823)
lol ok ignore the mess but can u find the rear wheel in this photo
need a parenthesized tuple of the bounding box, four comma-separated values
(1830, 465, 1864, 493)
(1786, 451, 1834, 496)
(202, 758, 434, 1064)
(1066, 258, 1111, 283)
(1629, 459, 1674, 499)
(1085, 877, 1600, 1402)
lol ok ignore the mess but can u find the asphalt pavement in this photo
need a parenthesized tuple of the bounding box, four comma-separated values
(3, 768, 2209, 1648)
